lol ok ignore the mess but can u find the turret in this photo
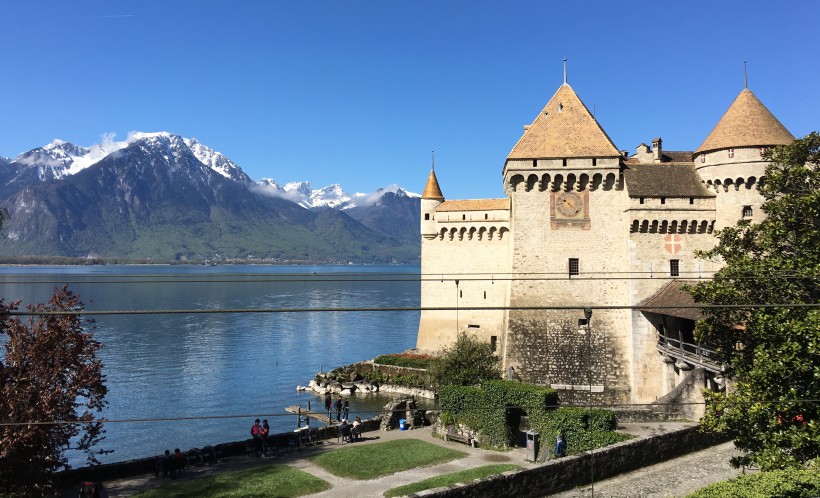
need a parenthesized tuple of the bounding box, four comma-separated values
(421, 167, 444, 239)
(694, 88, 794, 228)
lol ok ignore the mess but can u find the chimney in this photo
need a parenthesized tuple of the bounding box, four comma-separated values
(652, 137, 663, 163)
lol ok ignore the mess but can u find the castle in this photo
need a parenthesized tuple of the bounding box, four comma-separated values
(416, 80, 794, 405)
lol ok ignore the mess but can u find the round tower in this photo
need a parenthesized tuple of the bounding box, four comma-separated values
(421, 167, 444, 239)
(694, 88, 794, 228)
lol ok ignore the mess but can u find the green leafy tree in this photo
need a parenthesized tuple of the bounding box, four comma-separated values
(430, 332, 501, 387)
(0, 286, 108, 497)
(689, 132, 820, 470)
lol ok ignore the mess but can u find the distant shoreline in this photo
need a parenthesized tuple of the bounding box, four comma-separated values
(0, 257, 417, 266)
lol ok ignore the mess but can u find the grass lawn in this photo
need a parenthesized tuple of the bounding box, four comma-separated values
(310, 439, 467, 480)
(383, 463, 522, 497)
(131, 464, 329, 498)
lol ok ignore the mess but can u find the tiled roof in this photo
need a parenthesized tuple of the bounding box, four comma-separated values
(437, 199, 510, 212)
(507, 84, 620, 160)
(638, 281, 704, 321)
(661, 151, 693, 163)
(623, 163, 714, 198)
(421, 169, 444, 200)
(695, 89, 794, 155)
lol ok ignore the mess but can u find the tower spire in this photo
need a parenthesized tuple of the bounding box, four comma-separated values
(563, 58, 567, 85)
(743, 60, 748, 89)
(432, 149, 435, 171)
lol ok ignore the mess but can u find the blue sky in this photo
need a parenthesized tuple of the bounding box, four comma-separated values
(1, 1, 817, 200)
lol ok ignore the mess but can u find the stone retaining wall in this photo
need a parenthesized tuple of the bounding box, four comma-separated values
(57, 417, 382, 486)
(409, 425, 729, 498)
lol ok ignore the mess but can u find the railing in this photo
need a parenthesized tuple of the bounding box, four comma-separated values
(656, 334, 722, 373)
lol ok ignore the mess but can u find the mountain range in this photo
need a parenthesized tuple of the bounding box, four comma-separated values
(0, 132, 420, 263)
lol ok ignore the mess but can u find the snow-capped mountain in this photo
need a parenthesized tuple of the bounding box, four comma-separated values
(256, 180, 419, 210)
(0, 132, 421, 262)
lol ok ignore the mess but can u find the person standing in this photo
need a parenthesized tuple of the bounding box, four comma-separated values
(324, 392, 332, 419)
(251, 419, 262, 456)
(342, 398, 350, 421)
(554, 433, 566, 458)
(261, 420, 270, 456)
(333, 395, 343, 422)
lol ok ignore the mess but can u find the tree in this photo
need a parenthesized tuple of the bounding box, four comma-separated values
(689, 132, 820, 470)
(430, 332, 501, 387)
(0, 286, 108, 496)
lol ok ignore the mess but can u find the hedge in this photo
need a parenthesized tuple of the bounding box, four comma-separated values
(438, 380, 629, 457)
(686, 468, 820, 498)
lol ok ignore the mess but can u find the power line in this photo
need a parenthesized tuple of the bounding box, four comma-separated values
(2, 399, 817, 427)
(4, 303, 820, 317)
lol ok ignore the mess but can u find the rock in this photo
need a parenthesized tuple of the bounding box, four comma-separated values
(296, 385, 306, 391)
(380, 395, 426, 431)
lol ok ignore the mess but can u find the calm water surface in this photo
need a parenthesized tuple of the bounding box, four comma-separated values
(0, 264, 421, 466)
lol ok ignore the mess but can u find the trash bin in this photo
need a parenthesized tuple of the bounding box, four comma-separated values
(399, 419, 407, 431)
(526, 430, 539, 462)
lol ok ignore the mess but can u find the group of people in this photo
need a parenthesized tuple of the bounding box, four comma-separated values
(156, 448, 188, 478)
(338, 416, 363, 443)
(324, 392, 350, 422)
(250, 419, 271, 456)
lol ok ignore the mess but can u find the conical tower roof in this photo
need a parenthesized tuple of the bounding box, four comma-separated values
(507, 84, 620, 160)
(695, 89, 794, 155)
(421, 168, 444, 200)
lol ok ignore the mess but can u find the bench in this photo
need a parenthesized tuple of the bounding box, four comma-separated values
(444, 429, 477, 448)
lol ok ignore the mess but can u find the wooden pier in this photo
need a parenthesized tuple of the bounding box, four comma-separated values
(285, 405, 335, 425)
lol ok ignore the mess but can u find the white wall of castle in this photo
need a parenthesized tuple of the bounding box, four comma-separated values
(696, 147, 769, 229)
(417, 204, 511, 353)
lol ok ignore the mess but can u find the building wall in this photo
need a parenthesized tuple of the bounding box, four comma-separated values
(696, 147, 768, 229)
(416, 209, 510, 352)
(501, 168, 634, 404)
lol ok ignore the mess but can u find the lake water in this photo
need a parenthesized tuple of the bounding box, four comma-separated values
(0, 264, 422, 467)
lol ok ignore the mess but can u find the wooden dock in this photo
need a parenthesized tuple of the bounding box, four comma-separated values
(285, 405, 335, 425)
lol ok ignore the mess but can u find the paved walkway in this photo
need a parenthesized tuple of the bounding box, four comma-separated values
(101, 423, 744, 498)
(547, 440, 746, 498)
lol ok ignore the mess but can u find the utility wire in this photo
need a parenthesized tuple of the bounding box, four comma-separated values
(2, 400, 817, 427)
(4, 303, 820, 317)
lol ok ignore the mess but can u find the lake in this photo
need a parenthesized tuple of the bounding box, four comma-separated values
(0, 264, 421, 467)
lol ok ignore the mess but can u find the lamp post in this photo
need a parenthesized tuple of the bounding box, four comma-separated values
(455, 279, 460, 335)
(578, 307, 594, 497)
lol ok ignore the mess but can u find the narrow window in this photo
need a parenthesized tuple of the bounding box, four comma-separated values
(639, 197, 645, 204)
(424, 213, 430, 220)
(462, 214, 466, 220)
(533, 160, 537, 167)
(459, 290, 463, 298)
(660, 197, 666, 205)
(569, 258, 580, 277)
(742, 205, 753, 218)
(701, 155, 706, 163)
(689, 197, 694, 205)
(562, 158, 568, 167)
(670, 259, 680, 277)
(728, 148, 735, 158)
(483, 291, 487, 299)
(467, 324, 480, 329)
(485, 213, 488, 220)
(592, 158, 597, 166)
(490, 336, 498, 352)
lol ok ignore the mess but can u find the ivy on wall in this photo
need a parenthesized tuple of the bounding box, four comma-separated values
(439, 380, 631, 458)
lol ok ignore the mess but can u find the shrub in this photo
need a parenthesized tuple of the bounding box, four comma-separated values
(686, 469, 820, 498)
(373, 353, 438, 370)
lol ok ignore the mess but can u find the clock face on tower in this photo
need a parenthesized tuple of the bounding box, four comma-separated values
(556, 191, 582, 217)
(550, 190, 591, 230)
